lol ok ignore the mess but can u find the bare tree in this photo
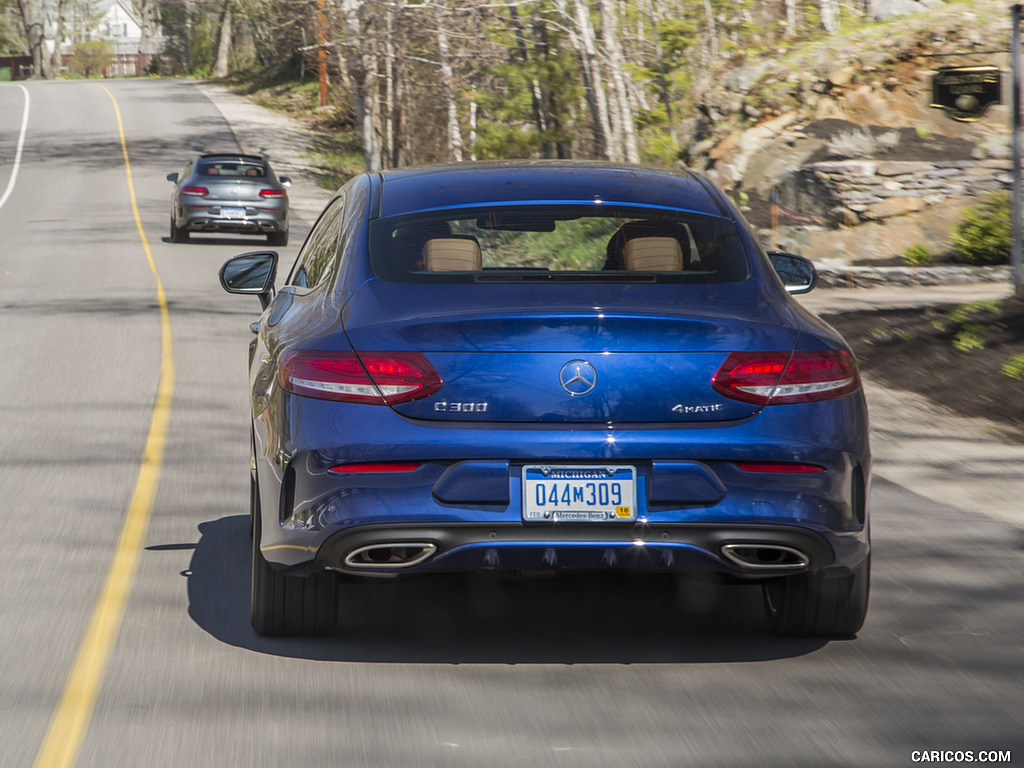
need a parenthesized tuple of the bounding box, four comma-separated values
(819, 0, 839, 33)
(338, 0, 381, 172)
(212, 0, 232, 78)
(15, 0, 49, 77)
(433, 0, 463, 162)
(598, 0, 638, 163)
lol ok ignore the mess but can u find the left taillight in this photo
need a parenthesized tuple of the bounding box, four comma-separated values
(181, 186, 209, 197)
(712, 350, 859, 405)
(279, 351, 442, 405)
(259, 189, 286, 198)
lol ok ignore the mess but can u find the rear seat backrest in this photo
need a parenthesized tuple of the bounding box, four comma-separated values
(622, 236, 683, 271)
(421, 237, 482, 271)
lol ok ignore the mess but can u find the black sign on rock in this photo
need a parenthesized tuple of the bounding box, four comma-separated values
(931, 65, 1002, 121)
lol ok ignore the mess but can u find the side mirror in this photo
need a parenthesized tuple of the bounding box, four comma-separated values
(767, 250, 817, 295)
(279, 176, 292, 188)
(219, 251, 278, 310)
(166, 172, 179, 183)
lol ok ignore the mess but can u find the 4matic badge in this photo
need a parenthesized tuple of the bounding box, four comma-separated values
(672, 403, 724, 414)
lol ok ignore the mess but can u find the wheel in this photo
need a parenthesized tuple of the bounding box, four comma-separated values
(251, 477, 338, 636)
(763, 555, 869, 638)
(170, 215, 189, 243)
(267, 229, 288, 247)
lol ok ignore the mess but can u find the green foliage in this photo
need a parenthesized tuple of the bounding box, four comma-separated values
(640, 128, 682, 167)
(946, 300, 1003, 326)
(903, 244, 932, 266)
(1001, 354, 1024, 380)
(952, 325, 986, 354)
(70, 41, 114, 77)
(952, 192, 1011, 266)
(473, 34, 579, 161)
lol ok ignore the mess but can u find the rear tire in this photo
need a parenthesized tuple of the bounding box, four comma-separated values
(251, 479, 337, 636)
(267, 229, 288, 247)
(763, 556, 869, 638)
(170, 216, 189, 243)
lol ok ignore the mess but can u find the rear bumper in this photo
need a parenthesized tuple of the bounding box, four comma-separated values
(313, 521, 866, 581)
(183, 214, 287, 234)
(253, 389, 870, 579)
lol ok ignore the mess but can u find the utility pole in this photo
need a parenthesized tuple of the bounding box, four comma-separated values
(318, 0, 328, 107)
(1013, 5, 1023, 295)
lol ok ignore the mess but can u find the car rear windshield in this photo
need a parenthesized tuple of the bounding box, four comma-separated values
(369, 205, 750, 284)
(198, 159, 267, 178)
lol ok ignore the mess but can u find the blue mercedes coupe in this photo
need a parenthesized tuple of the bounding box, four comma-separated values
(219, 162, 870, 638)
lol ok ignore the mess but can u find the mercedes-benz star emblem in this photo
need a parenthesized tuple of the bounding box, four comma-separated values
(559, 360, 597, 396)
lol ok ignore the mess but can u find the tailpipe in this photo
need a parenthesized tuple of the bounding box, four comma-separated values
(343, 542, 437, 570)
(720, 543, 809, 571)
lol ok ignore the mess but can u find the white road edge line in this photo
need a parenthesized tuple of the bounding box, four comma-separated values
(0, 83, 29, 211)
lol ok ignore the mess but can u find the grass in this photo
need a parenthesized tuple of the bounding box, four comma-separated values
(225, 73, 363, 191)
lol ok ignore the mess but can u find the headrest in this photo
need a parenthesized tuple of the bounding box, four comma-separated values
(622, 236, 683, 271)
(421, 237, 482, 271)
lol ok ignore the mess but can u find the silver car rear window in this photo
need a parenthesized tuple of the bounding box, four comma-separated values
(198, 159, 267, 178)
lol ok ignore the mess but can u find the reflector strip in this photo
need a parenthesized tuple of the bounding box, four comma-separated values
(330, 462, 422, 473)
(736, 462, 824, 473)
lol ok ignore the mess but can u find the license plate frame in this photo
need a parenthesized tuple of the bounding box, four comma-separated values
(221, 207, 246, 220)
(522, 465, 637, 523)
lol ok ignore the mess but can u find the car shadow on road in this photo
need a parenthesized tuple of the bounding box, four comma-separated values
(185, 515, 827, 663)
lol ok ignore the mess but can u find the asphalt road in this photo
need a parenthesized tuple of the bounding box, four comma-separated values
(1, 79, 1022, 768)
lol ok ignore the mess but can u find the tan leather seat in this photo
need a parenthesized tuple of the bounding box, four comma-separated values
(421, 237, 482, 271)
(622, 236, 683, 271)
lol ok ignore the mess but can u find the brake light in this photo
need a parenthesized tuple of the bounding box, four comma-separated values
(329, 462, 422, 473)
(181, 186, 209, 197)
(712, 350, 859, 405)
(259, 189, 286, 198)
(280, 351, 442, 404)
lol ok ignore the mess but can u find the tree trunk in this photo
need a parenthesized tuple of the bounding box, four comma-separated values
(509, 4, 547, 142)
(599, 0, 638, 164)
(702, 0, 718, 62)
(16, 0, 48, 78)
(388, 0, 406, 167)
(645, 0, 673, 140)
(819, 0, 840, 33)
(555, 0, 611, 160)
(49, 0, 68, 77)
(212, 0, 232, 78)
(784, 0, 798, 36)
(339, 0, 380, 172)
(435, 0, 463, 163)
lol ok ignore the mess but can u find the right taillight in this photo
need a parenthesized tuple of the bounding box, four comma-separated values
(279, 350, 442, 405)
(712, 350, 859, 405)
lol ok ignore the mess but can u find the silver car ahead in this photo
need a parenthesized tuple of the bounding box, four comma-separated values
(167, 153, 290, 245)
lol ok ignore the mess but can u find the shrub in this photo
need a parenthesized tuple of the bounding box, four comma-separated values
(70, 41, 114, 78)
(1001, 353, 1024, 380)
(826, 127, 878, 158)
(903, 244, 932, 265)
(952, 191, 1011, 265)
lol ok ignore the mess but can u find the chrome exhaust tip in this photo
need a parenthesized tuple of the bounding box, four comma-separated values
(720, 543, 809, 570)
(344, 542, 437, 570)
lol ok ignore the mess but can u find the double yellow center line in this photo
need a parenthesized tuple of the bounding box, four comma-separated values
(32, 85, 175, 768)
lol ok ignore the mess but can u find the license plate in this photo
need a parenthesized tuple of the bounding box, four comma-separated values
(222, 207, 246, 219)
(522, 465, 636, 522)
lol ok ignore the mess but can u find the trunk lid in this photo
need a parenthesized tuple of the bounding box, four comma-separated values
(342, 281, 798, 424)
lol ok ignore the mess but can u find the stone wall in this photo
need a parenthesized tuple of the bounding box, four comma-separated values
(772, 159, 1012, 263)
